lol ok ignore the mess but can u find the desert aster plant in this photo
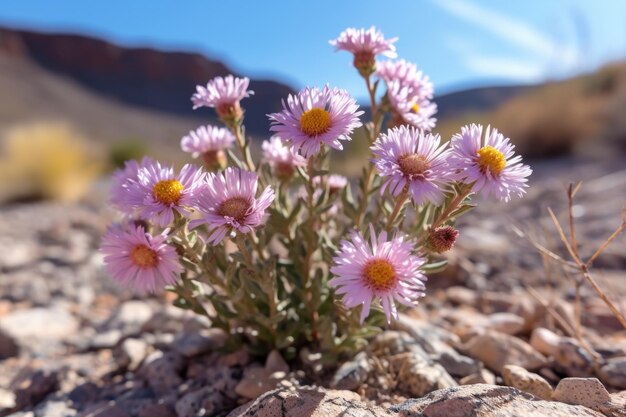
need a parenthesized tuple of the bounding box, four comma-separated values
(120, 161, 205, 227)
(262, 136, 307, 179)
(377, 59, 434, 100)
(385, 80, 438, 131)
(371, 126, 452, 206)
(448, 124, 532, 202)
(329, 225, 426, 323)
(110, 156, 155, 215)
(101, 225, 183, 293)
(191, 75, 254, 125)
(181, 125, 235, 169)
(193, 167, 275, 245)
(268, 86, 363, 158)
(330, 26, 398, 76)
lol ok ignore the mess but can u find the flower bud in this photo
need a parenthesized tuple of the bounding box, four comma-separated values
(426, 226, 459, 253)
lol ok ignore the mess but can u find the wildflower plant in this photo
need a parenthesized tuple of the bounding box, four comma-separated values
(101, 27, 532, 361)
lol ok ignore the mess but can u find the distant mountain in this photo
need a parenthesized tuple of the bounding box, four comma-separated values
(0, 26, 295, 136)
(436, 85, 532, 119)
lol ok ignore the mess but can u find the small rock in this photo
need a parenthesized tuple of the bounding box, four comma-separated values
(530, 327, 561, 356)
(330, 351, 371, 390)
(392, 353, 458, 397)
(175, 387, 228, 417)
(227, 386, 394, 417)
(265, 350, 289, 374)
(14, 370, 60, 409)
(459, 369, 496, 385)
(0, 328, 19, 359)
(392, 315, 460, 355)
(0, 387, 16, 409)
(552, 378, 625, 417)
(34, 400, 76, 417)
(106, 301, 152, 334)
(68, 382, 101, 407)
(391, 384, 605, 417)
(464, 331, 546, 373)
(171, 329, 226, 357)
(78, 403, 131, 417)
(480, 313, 525, 335)
(114, 338, 148, 370)
(553, 338, 595, 377)
(90, 329, 123, 350)
(446, 287, 478, 306)
(431, 350, 480, 377)
(0, 307, 79, 340)
(234, 367, 279, 400)
(137, 403, 176, 417)
(598, 357, 626, 389)
(138, 351, 185, 396)
(502, 364, 553, 400)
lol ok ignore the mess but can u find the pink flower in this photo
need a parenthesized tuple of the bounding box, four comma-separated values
(448, 124, 532, 201)
(377, 59, 434, 100)
(386, 79, 437, 131)
(330, 27, 398, 75)
(110, 157, 156, 216)
(268, 86, 363, 158)
(181, 125, 235, 158)
(193, 167, 275, 245)
(191, 75, 254, 122)
(330, 26, 398, 58)
(101, 225, 182, 293)
(261, 136, 307, 178)
(122, 160, 205, 227)
(371, 126, 452, 206)
(329, 225, 426, 323)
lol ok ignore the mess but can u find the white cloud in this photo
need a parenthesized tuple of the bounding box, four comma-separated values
(433, 0, 581, 81)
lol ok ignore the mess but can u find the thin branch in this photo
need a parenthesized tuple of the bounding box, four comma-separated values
(547, 207, 583, 265)
(567, 182, 581, 259)
(585, 219, 626, 268)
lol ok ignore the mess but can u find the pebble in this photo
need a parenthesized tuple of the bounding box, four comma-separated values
(0, 327, 19, 358)
(114, 338, 148, 370)
(553, 338, 595, 377)
(234, 367, 280, 400)
(459, 369, 496, 385)
(552, 377, 625, 417)
(530, 327, 561, 356)
(14, 370, 60, 409)
(479, 313, 525, 335)
(598, 357, 626, 389)
(330, 351, 370, 390)
(175, 387, 228, 417)
(502, 364, 553, 400)
(431, 350, 480, 377)
(265, 350, 290, 373)
(463, 331, 546, 373)
(171, 329, 227, 357)
(105, 301, 153, 334)
(0, 307, 79, 340)
(138, 351, 185, 396)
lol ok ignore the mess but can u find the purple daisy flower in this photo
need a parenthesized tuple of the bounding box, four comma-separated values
(268, 86, 363, 158)
(193, 167, 275, 245)
(386, 79, 438, 131)
(191, 75, 254, 122)
(123, 161, 205, 227)
(377, 59, 434, 100)
(448, 124, 532, 201)
(261, 136, 307, 179)
(101, 225, 183, 293)
(371, 126, 453, 206)
(110, 156, 156, 215)
(181, 125, 234, 169)
(330, 27, 398, 75)
(329, 225, 426, 323)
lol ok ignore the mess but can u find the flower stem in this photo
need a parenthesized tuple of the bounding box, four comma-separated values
(232, 124, 256, 172)
(430, 186, 472, 230)
(386, 186, 409, 232)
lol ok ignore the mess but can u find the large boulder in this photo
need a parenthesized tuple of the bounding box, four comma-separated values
(390, 384, 604, 417)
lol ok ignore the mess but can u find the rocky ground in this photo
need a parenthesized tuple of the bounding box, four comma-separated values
(0, 155, 625, 417)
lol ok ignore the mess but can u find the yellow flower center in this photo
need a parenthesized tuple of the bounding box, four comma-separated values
(130, 244, 158, 269)
(411, 102, 420, 113)
(363, 259, 397, 292)
(398, 153, 430, 176)
(300, 107, 332, 136)
(153, 179, 184, 205)
(218, 196, 251, 222)
(477, 146, 506, 176)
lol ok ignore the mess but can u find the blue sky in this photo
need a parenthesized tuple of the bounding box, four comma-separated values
(2, 0, 626, 100)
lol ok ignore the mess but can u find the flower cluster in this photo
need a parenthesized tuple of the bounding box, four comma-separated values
(100, 26, 531, 359)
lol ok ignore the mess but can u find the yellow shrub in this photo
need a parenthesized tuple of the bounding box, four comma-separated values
(0, 122, 102, 202)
